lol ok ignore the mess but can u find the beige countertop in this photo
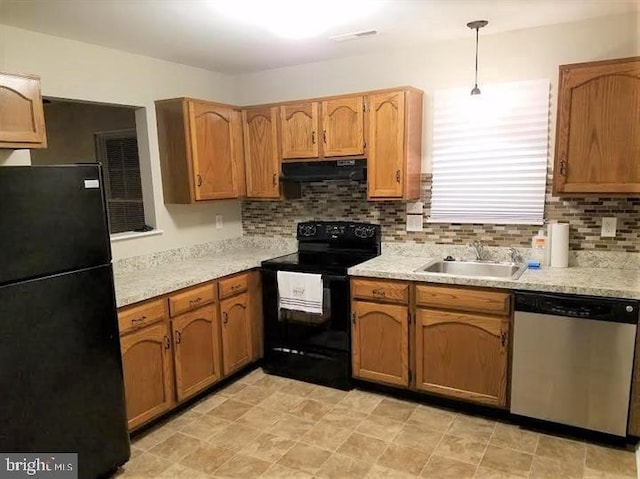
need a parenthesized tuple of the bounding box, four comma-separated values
(348, 254, 640, 300)
(114, 247, 292, 308)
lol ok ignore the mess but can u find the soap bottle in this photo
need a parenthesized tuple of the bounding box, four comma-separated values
(531, 229, 547, 264)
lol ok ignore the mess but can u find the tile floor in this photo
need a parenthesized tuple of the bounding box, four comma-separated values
(116, 369, 638, 478)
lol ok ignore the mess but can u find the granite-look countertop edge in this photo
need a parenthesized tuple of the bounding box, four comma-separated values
(348, 255, 640, 300)
(114, 247, 294, 308)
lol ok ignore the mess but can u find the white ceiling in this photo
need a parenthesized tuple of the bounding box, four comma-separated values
(0, 0, 637, 74)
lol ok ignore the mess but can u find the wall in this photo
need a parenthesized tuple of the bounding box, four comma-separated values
(0, 24, 242, 260)
(31, 101, 136, 165)
(238, 13, 640, 252)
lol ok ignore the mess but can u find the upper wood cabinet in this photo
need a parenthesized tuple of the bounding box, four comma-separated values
(243, 107, 280, 198)
(0, 72, 47, 149)
(367, 89, 423, 200)
(352, 300, 410, 388)
(321, 96, 364, 157)
(155, 98, 244, 204)
(120, 322, 174, 430)
(220, 291, 252, 376)
(280, 102, 319, 159)
(171, 304, 222, 401)
(415, 309, 509, 408)
(553, 57, 640, 195)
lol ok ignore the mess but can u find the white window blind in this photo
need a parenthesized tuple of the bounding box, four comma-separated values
(430, 79, 549, 225)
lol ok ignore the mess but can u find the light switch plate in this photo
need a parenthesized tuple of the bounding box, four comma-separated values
(601, 217, 617, 237)
(406, 214, 423, 232)
(215, 214, 223, 229)
(406, 202, 424, 215)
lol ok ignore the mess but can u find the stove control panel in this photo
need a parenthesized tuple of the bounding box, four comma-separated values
(297, 221, 380, 242)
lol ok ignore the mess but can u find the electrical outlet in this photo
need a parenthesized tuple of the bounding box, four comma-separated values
(215, 214, 223, 229)
(601, 217, 617, 237)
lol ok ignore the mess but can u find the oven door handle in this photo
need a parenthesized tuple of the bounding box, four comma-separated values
(321, 274, 349, 282)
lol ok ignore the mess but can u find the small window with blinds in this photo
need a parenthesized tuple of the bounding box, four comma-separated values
(95, 130, 146, 234)
(430, 79, 550, 225)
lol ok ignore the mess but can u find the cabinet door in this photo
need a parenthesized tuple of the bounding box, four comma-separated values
(189, 101, 239, 200)
(415, 309, 509, 407)
(554, 58, 640, 194)
(172, 304, 222, 401)
(243, 107, 280, 198)
(0, 72, 47, 148)
(352, 301, 409, 387)
(322, 96, 364, 157)
(367, 91, 405, 198)
(280, 102, 319, 159)
(120, 322, 174, 430)
(220, 292, 252, 376)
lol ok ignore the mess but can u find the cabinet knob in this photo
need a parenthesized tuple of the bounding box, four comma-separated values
(500, 331, 507, 348)
(351, 312, 356, 325)
(175, 330, 182, 344)
(395, 170, 401, 183)
(164, 336, 170, 350)
(323, 130, 327, 144)
(311, 131, 316, 144)
(272, 173, 278, 186)
(197, 174, 203, 187)
(223, 312, 229, 324)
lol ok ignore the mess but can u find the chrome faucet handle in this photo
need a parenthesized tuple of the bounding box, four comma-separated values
(508, 247, 523, 264)
(470, 240, 485, 261)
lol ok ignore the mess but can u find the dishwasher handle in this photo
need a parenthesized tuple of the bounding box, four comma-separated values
(515, 291, 638, 324)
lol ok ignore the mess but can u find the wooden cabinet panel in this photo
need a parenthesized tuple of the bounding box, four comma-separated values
(220, 292, 252, 375)
(367, 91, 405, 198)
(118, 298, 166, 335)
(218, 273, 248, 300)
(352, 300, 409, 387)
(243, 107, 280, 198)
(415, 284, 510, 316)
(415, 308, 508, 407)
(280, 102, 319, 159)
(189, 101, 239, 200)
(247, 270, 263, 361)
(155, 98, 243, 204)
(168, 283, 217, 318)
(351, 279, 409, 304)
(322, 96, 364, 157)
(120, 322, 174, 430)
(172, 304, 222, 401)
(554, 57, 640, 195)
(0, 72, 47, 148)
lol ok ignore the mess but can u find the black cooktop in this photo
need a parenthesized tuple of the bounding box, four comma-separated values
(261, 221, 381, 275)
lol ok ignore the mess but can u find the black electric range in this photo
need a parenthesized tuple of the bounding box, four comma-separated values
(261, 221, 381, 390)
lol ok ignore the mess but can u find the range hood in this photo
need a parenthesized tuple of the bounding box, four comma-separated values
(281, 159, 366, 182)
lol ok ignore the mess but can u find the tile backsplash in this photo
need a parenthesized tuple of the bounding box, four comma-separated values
(242, 174, 639, 253)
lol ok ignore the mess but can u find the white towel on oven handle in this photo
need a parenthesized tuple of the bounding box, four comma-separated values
(277, 271, 323, 314)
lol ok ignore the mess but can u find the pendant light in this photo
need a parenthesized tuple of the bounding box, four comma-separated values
(467, 20, 488, 95)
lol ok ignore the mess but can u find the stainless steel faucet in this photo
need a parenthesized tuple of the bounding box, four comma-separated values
(508, 247, 523, 264)
(470, 240, 485, 261)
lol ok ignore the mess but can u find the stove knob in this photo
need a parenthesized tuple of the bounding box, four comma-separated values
(627, 305, 634, 313)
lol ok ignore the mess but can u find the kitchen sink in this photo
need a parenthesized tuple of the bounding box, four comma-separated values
(417, 260, 527, 280)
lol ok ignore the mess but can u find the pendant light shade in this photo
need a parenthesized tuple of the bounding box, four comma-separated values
(467, 20, 488, 95)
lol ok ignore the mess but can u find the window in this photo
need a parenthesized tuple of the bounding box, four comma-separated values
(95, 130, 146, 234)
(430, 79, 550, 225)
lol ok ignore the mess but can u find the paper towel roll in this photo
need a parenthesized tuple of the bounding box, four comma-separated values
(550, 223, 569, 268)
(544, 221, 556, 266)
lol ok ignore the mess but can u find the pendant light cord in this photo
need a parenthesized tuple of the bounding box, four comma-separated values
(474, 27, 479, 89)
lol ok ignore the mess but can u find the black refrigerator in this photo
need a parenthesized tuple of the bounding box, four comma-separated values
(0, 165, 130, 478)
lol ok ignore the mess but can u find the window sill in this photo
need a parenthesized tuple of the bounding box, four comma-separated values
(110, 229, 164, 242)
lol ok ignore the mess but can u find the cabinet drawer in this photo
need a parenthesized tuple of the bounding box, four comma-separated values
(218, 273, 248, 299)
(118, 299, 166, 335)
(351, 279, 409, 304)
(415, 284, 510, 316)
(169, 283, 217, 317)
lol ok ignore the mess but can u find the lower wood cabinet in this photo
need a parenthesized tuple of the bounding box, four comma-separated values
(352, 300, 410, 387)
(172, 304, 222, 401)
(220, 292, 252, 375)
(415, 309, 509, 407)
(120, 322, 174, 430)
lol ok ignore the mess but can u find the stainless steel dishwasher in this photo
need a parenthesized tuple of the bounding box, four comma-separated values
(511, 292, 638, 436)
